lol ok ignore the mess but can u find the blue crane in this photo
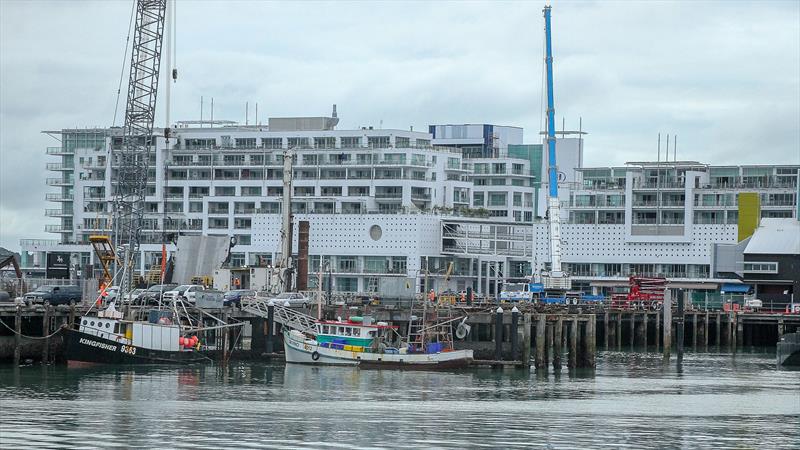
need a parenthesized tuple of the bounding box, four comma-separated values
(541, 5, 571, 291)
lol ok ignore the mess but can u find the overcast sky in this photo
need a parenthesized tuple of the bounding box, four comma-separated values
(1, 0, 798, 252)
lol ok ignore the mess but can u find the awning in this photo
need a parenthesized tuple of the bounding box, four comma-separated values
(720, 283, 751, 294)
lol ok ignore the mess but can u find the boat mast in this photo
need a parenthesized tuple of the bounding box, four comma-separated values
(279, 148, 295, 292)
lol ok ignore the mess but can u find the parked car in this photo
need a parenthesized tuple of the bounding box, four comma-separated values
(163, 284, 205, 303)
(223, 289, 255, 307)
(24, 285, 82, 305)
(123, 288, 146, 303)
(273, 292, 310, 308)
(137, 284, 178, 304)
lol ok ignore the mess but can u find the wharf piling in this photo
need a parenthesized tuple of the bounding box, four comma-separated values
(553, 316, 563, 370)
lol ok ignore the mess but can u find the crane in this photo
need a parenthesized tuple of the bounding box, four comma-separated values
(111, 0, 167, 295)
(540, 5, 572, 292)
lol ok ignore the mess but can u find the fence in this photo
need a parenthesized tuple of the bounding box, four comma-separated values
(1, 277, 98, 302)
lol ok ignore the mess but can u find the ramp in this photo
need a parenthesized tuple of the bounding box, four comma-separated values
(172, 235, 232, 285)
(241, 297, 318, 336)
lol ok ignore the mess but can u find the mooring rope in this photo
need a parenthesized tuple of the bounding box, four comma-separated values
(0, 317, 64, 340)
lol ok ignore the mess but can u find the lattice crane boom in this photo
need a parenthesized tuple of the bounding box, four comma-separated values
(113, 0, 167, 294)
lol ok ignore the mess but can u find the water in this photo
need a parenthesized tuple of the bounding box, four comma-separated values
(1, 352, 798, 449)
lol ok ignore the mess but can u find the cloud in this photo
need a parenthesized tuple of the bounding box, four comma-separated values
(1, 0, 798, 252)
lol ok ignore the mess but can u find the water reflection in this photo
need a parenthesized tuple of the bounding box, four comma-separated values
(0, 352, 798, 449)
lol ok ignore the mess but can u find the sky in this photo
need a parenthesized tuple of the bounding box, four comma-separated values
(1, 0, 799, 253)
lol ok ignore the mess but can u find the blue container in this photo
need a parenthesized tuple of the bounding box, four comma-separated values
(427, 342, 443, 354)
(332, 338, 347, 345)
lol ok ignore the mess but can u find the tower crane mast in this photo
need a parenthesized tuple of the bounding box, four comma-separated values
(540, 5, 571, 292)
(113, 0, 167, 294)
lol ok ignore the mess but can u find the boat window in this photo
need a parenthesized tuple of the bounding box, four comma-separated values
(105, 322, 111, 329)
(368, 330, 377, 337)
(82, 319, 88, 325)
(90, 321, 95, 327)
(114, 324, 120, 334)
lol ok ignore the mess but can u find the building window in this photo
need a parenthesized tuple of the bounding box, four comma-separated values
(235, 138, 256, 148)
(341, 136, 361, 148)
(336, 277, 358, 292)
(742, 262, 778, 273)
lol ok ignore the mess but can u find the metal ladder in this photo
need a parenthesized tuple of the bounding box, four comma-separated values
(240, 297, 318, 336)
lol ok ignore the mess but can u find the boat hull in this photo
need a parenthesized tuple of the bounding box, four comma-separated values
(283, 330, 473, 369)
(64, 328, 208, 365)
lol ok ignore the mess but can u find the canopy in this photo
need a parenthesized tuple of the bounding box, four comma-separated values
(720, 283, 751, 294)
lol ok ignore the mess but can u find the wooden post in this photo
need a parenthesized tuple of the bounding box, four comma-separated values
(603, 312, 609, 350)
(663, 290, 672, 359)
(14, 306, 22, 366)
(655, 310, 661, 352)
(704, 312, 709, 350)
(629, 311, 635, 350)
(716, 312, 722, 347)
(41, 305, 50, 364)
(642, 312, 648, 350)
(68, 302, 76, 328)
(522, 314, 532, 367)
(568, 316, 578, 369)
(545, 322, 553, 368)
(778, 318, 785, 343)
(266, 301, 275, 354)
(511, 307, 519, 362)
(535, 314, 546, 370)
(616, 312, 622, 351)
(676, 290, 685, 359)
(553, 317, 562, 370)
(692, 312, 698, 350)
(726, 313, 733, 349)
(735, 314, 743, 353)
(588, 315, 596, 368)
(495, 307, 504, 361)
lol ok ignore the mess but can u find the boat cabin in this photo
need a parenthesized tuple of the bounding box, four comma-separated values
(79, 317, 180, 352)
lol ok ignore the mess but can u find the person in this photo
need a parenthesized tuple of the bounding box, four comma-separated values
(460, 291, 466, 303)
(233, 278, 241, 289)
(428, 289, 435, 302)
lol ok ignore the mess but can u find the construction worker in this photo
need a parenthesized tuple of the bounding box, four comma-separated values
(428, 289, 436, 303)
(460, 291, 466, 303)
(233, 277, 241, 289)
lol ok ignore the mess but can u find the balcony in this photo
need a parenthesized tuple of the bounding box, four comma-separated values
(45, 193, 73, 202)
(46, 163, 73, 171)
(46, 178, 72, 186)
(375, 192, 402, 199)
(44, 209, 72, 217)
(46, 146, 73, 155)
(45, 224, 73, 233)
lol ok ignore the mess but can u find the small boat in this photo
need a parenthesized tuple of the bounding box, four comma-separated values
(282, 313, 474, 369)
(64, 302, 214, 366)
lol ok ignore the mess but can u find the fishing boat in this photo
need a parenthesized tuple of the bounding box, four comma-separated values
(277, 300, 474, 369)
(63, 303, 212, 366)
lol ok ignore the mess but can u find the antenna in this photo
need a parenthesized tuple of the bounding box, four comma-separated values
(673, 135, 677, 161)
(657, 133, 661, 162)
(201, 96, 204, 124)
(211, 97, 214, 127)
(665, 134, 670, 163)
(246, 101, 249, 126)
(255, 102, 258, 125)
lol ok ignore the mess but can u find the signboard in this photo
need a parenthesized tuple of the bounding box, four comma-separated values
(46, 252, 70, 279)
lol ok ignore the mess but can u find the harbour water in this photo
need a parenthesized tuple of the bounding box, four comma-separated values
(1, 351, 798, 449)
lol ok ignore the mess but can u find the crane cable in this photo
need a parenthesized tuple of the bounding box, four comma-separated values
(112, 0, 137, 127)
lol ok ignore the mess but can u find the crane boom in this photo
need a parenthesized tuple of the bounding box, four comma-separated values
(541, 5, 571, 291)
(114, 0, 167, 294)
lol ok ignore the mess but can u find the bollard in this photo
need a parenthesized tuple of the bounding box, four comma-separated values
(494, 307, 504, 361)
(553, 317, 563, 370)
(511, 307, 519, 362)
(535, 314, 546, 369)
(266, 301, 275, 354)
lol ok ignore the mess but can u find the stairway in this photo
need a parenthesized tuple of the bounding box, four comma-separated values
(241, 297, 318, 336)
